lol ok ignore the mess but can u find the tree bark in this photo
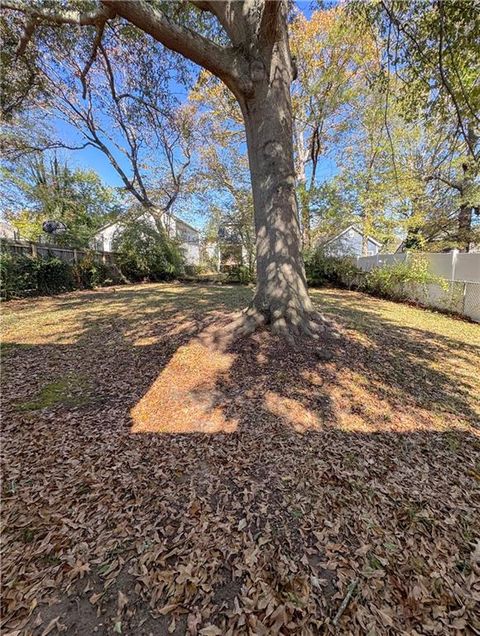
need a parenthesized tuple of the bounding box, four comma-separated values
(294, 121, 312, 248)
(234, 6, 322, 338)
(456, 123, 478, 252)
(457, 200, 472, 252)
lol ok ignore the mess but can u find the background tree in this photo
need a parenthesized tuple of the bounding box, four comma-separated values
(113, 218, 184, 282)
(353, 0, 480, 251)
(290, 5, 379, 247)
(33, 23, 197, 232)
(1, 153, 121, 247)
(189, 76, 255, 276)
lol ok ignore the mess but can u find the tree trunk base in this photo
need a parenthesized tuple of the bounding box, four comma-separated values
(200, 303, 338, 350)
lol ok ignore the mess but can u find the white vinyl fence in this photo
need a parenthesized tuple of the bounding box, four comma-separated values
(355, 250, 480, 323)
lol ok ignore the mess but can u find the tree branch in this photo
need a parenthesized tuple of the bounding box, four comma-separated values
(2, 0, 112, 26)
(437, 0, 475, 159)
(80, 21, 108, 99)
(190, 0, 248, 47)
(102, 0, 252, 95)
(15, 15, 38, 57)
(425, 172, 462, 191)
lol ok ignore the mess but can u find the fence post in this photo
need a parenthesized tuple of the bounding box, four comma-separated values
(102, 251, 106, 264)
(73, 248, 78, 264)
(450, 249, 459, 312)
(451, 249, 458, 281)
(31, 242, 37, 258)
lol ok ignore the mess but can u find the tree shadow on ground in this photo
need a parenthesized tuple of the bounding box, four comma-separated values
(2, 284, 479, 635)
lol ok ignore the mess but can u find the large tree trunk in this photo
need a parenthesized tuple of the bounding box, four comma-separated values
(234, 18, 323, 338)
(457, 201, 472, 252)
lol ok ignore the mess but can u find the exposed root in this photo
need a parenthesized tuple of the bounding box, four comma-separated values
(198, 304, 338, 351)
(269, 307, 337, 344)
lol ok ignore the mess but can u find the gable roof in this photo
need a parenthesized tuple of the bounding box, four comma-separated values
(319, 224, 382, 248)
(94, 210, 199, 236)
(174, 217, 200, 234)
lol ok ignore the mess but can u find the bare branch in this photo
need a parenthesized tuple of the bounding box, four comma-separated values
(15, 15, 38, 57)
(97, 43, 150, 203)
(80, 18, 110, 99)
(2, 0, 113, 26)
(0, 137, 94, 161)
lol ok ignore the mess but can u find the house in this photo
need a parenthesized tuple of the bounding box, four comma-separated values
(217, 224, 253, 271)
(0, 220, 20, 241)
(316, 224, 382, 257)
(91, 211, 201, 266)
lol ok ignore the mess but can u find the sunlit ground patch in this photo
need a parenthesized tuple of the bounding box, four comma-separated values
(131, 341, 238, 433)
(265, 391, 323, 432)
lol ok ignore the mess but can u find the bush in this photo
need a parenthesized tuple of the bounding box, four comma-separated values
(361, 257, 445, 300)
(113, 221, 184, 281)
(222, 264, 254, 284)
(0, 250, 127, 300)
(0, 251, 37, 299)
(304, 250, 361, 288)
(73, 253, 125, 289)
(0, 252, 75, 298)
(303, 250, 447, 304)
(36, 257, 75, 295)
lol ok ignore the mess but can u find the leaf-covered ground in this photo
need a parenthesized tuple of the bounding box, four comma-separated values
(1, 284, 479, 636)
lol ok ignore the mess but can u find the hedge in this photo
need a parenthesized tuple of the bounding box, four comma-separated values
(0, 251, 125, 300)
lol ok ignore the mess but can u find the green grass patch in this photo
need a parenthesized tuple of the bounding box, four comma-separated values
(16, 374, 91, 411)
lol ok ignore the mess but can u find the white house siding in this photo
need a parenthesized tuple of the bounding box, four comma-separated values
(175, 219, 200, 266)
(91, 212, 201, 265)
(324, 228, 380, 257)
(182, 242, 201, 266)
(92, 223, 121, 252)
(0, 221, 19, 240)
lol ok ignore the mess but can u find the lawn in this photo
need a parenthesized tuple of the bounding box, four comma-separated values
(1, 283, 479, 635)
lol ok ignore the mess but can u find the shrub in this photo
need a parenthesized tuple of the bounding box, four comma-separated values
(0, 251, 37, 299)
(0, 249, 127, 300)
(73, 253, 125, 289)
(35, 257, 75, 295)
(303, 250, 447, 304)
(361, 257, 446, 300)
(186, 262, 220, 276)
(222, 264, 254, 284)
(113, 220, 184, 281)
(304, 250, 361, 288)
(238, 264, 254, 285)
(0, 252, 76, 299)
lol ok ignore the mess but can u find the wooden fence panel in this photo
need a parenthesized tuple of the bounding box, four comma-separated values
(0, 240, 117, 264)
